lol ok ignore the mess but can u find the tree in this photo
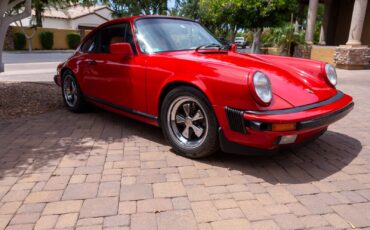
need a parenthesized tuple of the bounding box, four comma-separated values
(0, 0, 32, 73)
(176, 0, 297, 53)
(243, 0, 298, 53)
(15, 20, 37, 52)
(109, 0, 168, 17)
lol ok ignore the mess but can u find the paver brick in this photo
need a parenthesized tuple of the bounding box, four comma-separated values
(0, 215, 12, 230)
(25, 191, 63, 203)
(43, 200, 82, 215)
(153, 182, 186, 198)
(273, 214, 305, 230)
(211, 219, 251, 230)
(186, 186, 210, 201)
(10, 213, 40, 225)
(119, 201, 136, 214)
(137, 198, 172, 212)
(0, 202, 22, 215)
(62, 183, 98, 200)
(120, 184, 153, 201)
(172, 197, 190, 210)
(55, 213, 78, 228)
(218, 208, 244, 219)
(43, 176, 70, 190)
(297, 195, 332, 215)
(77, 217, 103, 226)
(34, 215, 58, 230)
(103, 215, 129, 227)
(251, 220, 280, 230)
(267, 186, 297, 204)
(191, 201, 220, 223)
(131, 213, 157, 230)
(239, 200, 270, 221)
(98, 181, 120, 197)
(80, 197, 118, 218)
(1, 190, 29, 202)
(157, 210, 197, 230)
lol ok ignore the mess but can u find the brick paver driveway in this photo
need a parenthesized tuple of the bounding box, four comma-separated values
(0, 70, 369, 230)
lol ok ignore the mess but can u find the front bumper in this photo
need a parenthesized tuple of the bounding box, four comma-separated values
(54, 74, 61, 86)
(220, 91, 353, 153)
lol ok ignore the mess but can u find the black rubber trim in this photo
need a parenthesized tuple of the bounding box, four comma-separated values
(85, 96, 158, 120)
(297, 102, 354, 130)
(225, 107, 247, 134)
(245, 91, 344, 115)
(218, 128, 276, 155)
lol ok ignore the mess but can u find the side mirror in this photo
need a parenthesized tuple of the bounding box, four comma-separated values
(110, 43, 134, 58)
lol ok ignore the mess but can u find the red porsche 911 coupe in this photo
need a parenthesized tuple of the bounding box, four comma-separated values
(54, 16, 354, 158)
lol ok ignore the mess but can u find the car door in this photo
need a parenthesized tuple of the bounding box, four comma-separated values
(87, 22, 147, 113)
(76, 33, 100, 97)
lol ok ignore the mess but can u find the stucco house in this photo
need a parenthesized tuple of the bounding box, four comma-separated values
(16, 5, 113, 31)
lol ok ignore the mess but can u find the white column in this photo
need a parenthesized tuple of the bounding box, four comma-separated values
(346, 0, 368, 46)
(305, 0, 319, 45)
(319, 25, 326, 45)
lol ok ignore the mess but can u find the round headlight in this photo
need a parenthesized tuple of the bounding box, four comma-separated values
(325, 64, 337, 86)
(252, 71, 272, 105)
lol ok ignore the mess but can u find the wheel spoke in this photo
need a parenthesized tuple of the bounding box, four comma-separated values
(183, 103, 191, 117)
(182, 126, 190, 139)
(191, 125, 204, 138)
(175, 115, 185, 124)
(192, 110, 204, 121)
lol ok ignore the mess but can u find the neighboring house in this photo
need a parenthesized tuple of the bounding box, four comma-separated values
(14, 5, 113, 30)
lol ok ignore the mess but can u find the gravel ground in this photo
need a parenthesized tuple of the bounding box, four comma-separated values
(0, 82, 64, 120)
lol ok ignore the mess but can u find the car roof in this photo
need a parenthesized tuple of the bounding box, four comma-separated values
(102, 15, 195, 26)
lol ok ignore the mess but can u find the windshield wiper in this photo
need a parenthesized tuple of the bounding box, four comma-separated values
(195, 43, 226, 52)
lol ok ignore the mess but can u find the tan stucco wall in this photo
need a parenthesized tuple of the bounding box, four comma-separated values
(11, 26, 79, 50)
(310, 45, 336, 64)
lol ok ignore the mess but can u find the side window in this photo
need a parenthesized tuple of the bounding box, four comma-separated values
(80, 35, 97, 53)
(99, 24, 125, 53)
(96, 22, 136, 54)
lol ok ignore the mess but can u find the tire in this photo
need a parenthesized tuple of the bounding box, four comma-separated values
(160, 86, 219, 158)
(61, 70, 87, 112)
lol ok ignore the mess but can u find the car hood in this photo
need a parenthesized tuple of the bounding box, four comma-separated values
(162, 51, 336, 107)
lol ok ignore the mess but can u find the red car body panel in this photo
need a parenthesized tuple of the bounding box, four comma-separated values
(55, 16, 353, 152)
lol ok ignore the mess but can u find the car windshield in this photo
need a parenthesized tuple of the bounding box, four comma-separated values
(135, 18, 221, 53)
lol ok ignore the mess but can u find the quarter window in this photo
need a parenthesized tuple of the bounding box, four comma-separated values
(80, 35, 97, 53)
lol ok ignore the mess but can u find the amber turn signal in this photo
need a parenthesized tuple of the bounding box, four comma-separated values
(271, 123, 296, 132)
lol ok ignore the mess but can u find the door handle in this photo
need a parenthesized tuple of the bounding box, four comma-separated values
(86, 59, 97, 65)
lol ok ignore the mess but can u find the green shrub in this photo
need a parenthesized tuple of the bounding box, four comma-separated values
(66, 33, 81, 49)
(39, 31, 54, 50)
(13, 32, 26, 50)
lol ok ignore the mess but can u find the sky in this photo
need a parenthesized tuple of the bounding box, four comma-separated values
(168, 0, 176, 9)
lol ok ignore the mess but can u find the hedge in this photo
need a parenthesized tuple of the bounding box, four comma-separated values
(66, 33, 81, 49)
(39, 31, 54, 50)
(13, 32, 26, 50)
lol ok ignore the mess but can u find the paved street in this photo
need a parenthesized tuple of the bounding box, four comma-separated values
(0, 69, 369, 230)
(3, 52, 73, 64)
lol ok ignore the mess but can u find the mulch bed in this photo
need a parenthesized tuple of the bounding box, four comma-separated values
(0, 82, 64, 120)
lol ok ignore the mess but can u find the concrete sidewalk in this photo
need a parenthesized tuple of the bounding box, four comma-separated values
(0, 62, 59, 82)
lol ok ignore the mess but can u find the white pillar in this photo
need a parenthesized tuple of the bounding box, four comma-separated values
(346, 0, 368, 46)
(305, 0, 319, 45)
(319, 25, 326, 45)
